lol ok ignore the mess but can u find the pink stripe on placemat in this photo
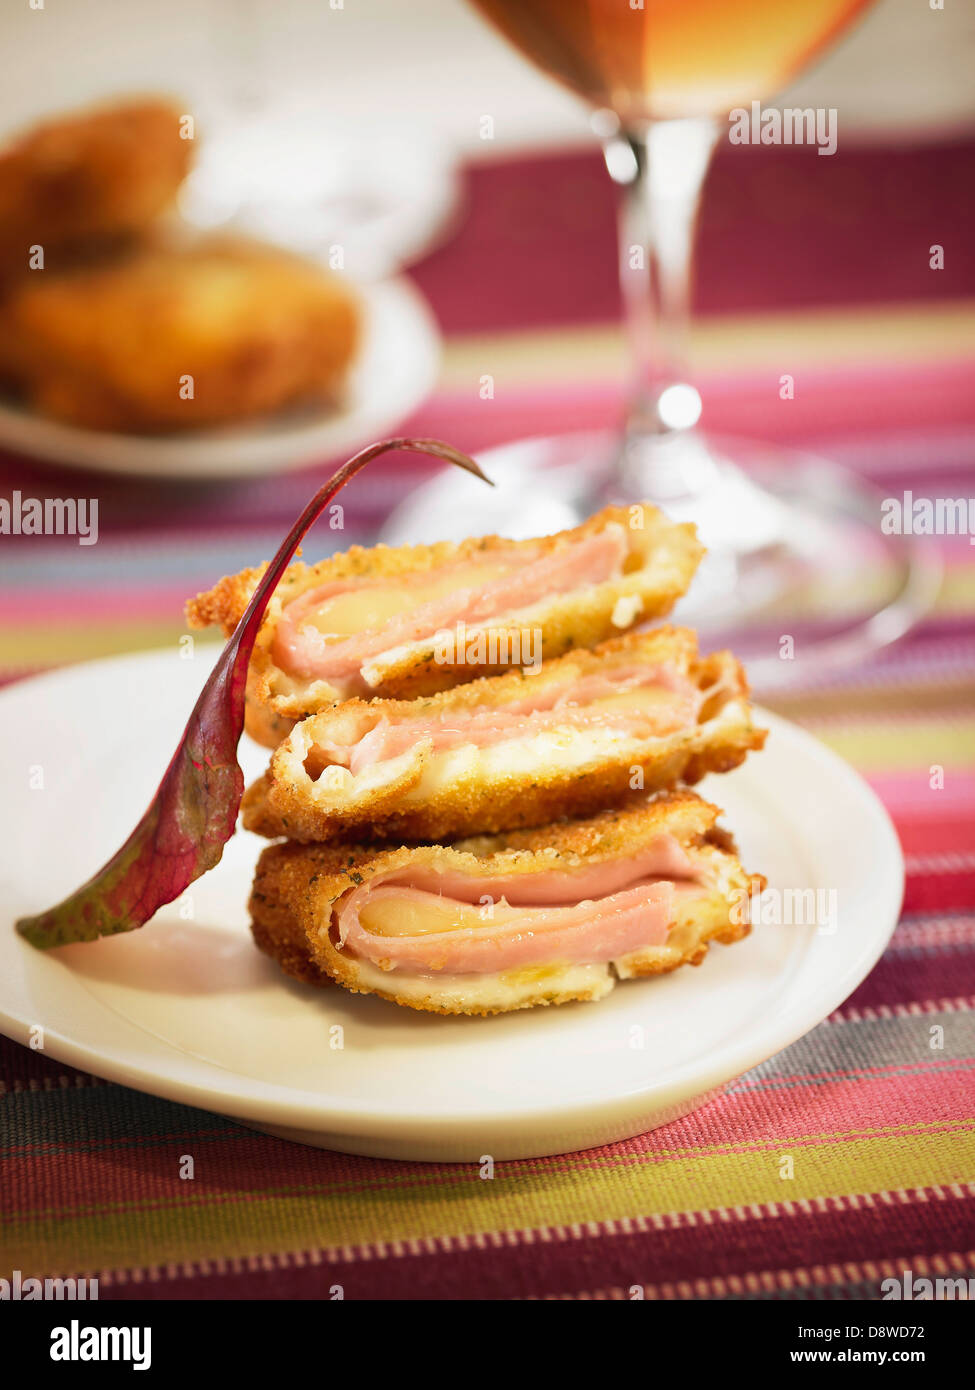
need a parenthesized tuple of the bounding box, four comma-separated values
(419, 359, 975, 462)
(867, 777, 975, 843)
(0, 586, 194, 622)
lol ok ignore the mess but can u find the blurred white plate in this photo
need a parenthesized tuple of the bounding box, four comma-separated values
(0, 647, 902, 1161)
(179, 111, 461, 280)
(0, 276, 439, 480)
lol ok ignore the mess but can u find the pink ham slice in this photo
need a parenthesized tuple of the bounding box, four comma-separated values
(273, 529, 627, 685)
(332, 835, 701, 976)
(316, 666, 704, 777)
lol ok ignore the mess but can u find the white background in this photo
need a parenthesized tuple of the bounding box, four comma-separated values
(1, 0, 973, 156)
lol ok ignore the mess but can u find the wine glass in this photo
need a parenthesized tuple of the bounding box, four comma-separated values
(383, 0, 940, 686)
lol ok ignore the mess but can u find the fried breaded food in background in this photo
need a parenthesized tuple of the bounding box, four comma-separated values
(0, 98, 193, 273)
(0, 236, 361, 431)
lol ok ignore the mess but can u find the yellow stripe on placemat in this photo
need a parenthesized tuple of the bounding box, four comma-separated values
(936, 564, 975, 615)
(4, 1124, 973, 1276)
(0, 620, 185, 668)
(439, 300, 975, 389)
(793, 719, 975, 775)
(781, 564, 975, 623)
(771, 688, 974, 727)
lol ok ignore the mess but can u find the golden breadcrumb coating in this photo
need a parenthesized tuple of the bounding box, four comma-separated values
(0, 234, 360, 431)
(250, 888, 332, 987)
(248, 791, 765, 1015)
(188, 504, 703, 747)
(241, 626, 767, 843)
(0, 97, 193, 274)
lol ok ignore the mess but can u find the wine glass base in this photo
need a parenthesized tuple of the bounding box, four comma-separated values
(381, 429, 941, 689)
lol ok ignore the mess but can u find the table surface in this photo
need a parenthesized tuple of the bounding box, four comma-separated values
(1, 138, 973, 1300)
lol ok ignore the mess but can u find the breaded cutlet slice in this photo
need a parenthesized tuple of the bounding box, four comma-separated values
(250, 882, 331, 987)
(188, 503, 703, 748)
(248, 791, 765, 1016)
(242, 626, 766, 843)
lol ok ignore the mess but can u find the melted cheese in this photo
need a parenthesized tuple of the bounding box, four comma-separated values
(406, 687, 711, 799)
(347, 955, 614, 1008)
(359, 894, 518, 938)
(302, 563, 510, 640)
(499, 963, 570, 987)
(567, 686, 687, 715)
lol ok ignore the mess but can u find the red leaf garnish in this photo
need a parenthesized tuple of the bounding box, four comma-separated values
(16, 437, 491, 948)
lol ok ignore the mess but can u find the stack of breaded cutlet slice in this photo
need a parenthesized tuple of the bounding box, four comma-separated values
(187, 502, 766, 1017)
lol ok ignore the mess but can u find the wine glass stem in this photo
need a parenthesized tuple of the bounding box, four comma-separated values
(602, 116, 719, 493)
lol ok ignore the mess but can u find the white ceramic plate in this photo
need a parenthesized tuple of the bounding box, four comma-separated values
(0, 648, 902, 1161)
(0, 277, 439, 480)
